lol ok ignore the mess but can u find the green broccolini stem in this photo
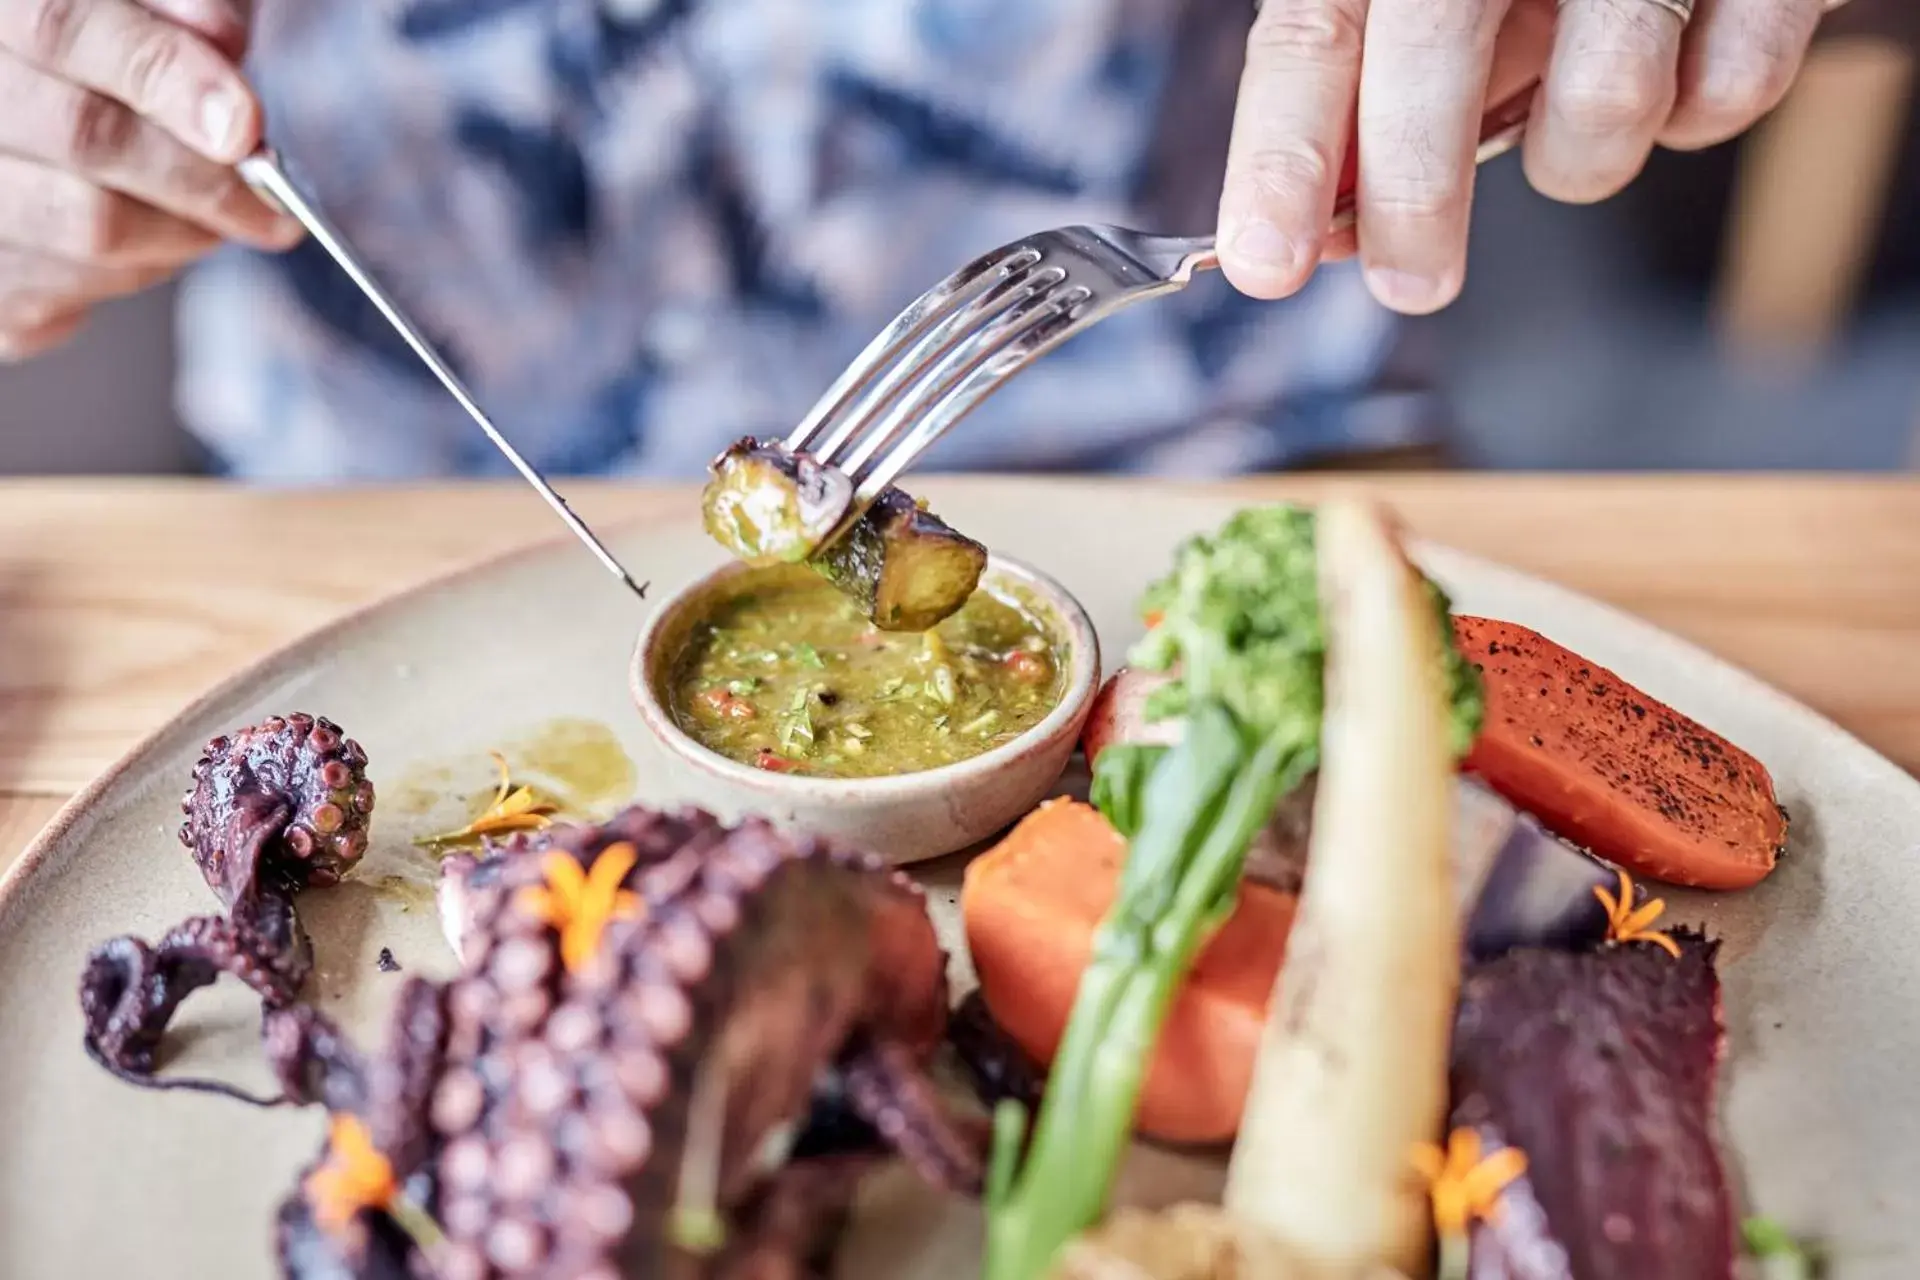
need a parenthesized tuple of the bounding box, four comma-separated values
(981, 707, 1308, 1280)
(986, 1100, 1026, 1210)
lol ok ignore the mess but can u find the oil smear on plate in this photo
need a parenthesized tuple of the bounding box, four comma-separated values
(353, 716, 640, 924)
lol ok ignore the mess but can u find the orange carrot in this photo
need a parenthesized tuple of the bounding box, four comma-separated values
(1452, 615, 1786, 890)
(962, 798, 1296, 1145)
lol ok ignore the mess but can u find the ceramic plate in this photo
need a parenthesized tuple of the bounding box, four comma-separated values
(2, 482, 1914, 1279)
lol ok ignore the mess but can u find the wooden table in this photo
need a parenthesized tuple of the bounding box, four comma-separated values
(5, 475, 1920, 874)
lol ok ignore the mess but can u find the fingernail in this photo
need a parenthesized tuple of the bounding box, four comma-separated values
(1364, 267, 1445, 313)
(199, 91, 241, 155)
(1228, 220, 1301, 276)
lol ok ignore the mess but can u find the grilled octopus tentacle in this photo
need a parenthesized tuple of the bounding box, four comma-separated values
(271, 978, 448, 1280)
(279, 807, 976, 1280)
(842, 1038, 986, 1196)
(263, 1003, 370, 1112)
(78, 713, 374, 1092)
(79, 915, 301, 1102)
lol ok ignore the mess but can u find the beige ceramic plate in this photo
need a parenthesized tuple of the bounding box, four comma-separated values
(1, 481, 1915, 1279)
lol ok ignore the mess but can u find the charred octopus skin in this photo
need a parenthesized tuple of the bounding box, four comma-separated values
(79, 713, 373, 1086)
(281, 806, 984, 1280)
(183, 713, 375, 903)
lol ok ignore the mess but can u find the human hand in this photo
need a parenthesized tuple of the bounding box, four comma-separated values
(1217, 0, 1830, 314)
(0, 0, 300, 360)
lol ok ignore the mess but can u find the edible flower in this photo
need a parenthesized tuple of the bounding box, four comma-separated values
(1593, 866, 1682, 958)
(516, 842, 643, 972)
(1411, 1127, 1528, 1280)
(305, 1113, 447, 1255)
(306, 1114, 395, 1234)
(415, 752, 559, 850)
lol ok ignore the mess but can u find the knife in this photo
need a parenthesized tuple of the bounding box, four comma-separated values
(237, 149, 649, 601)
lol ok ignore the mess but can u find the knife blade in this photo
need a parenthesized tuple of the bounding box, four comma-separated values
(237, 149, 649, 601)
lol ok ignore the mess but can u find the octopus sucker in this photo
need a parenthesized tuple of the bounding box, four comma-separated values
(80, 713, 373, 1096)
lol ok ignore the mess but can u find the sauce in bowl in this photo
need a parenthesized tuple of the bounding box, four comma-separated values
(666, 563, 1064, 778)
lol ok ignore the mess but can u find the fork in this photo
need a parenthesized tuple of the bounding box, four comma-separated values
(782, 85, 1537, 549)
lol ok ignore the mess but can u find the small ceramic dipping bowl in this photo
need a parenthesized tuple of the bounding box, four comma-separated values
(631, 554, 1100, 864)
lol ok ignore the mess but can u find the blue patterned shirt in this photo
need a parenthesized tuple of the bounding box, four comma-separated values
(176, 0, 1442, 481)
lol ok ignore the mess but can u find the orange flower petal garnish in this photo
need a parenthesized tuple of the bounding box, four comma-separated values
(305, 1114, 398, 1236)
(1411, 1127, 1528, 1242)
(517, 841, 643, 972)
(415, 752, 560, 849)
(1594, 866, 1682, 958)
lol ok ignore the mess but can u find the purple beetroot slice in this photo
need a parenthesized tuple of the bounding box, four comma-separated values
(1451, 928, 1735, 1280)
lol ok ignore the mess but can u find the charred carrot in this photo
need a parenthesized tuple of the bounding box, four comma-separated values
(962, 798, 1297, 1145)
(1452, 616, 1786, 890)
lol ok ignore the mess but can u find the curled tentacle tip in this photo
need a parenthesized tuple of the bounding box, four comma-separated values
(183, 713, 376, 896)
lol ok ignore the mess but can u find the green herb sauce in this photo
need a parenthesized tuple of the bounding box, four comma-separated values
(667, 563, 1064, 778)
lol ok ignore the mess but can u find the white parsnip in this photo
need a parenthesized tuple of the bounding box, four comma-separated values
(1222, 500, 1459, 1275)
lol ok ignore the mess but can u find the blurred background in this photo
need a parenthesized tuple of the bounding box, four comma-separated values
(0, 4, 1914, 476)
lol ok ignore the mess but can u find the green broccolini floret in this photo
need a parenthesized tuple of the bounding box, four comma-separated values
(1090, 505, 1483, 840)
(1131, 504, 1483, 752)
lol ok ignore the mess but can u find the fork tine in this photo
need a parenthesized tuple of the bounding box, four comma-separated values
(785, 242, 1043, 457)
(843, 280, 1094, 501)
(815, 261, 1067, 470)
